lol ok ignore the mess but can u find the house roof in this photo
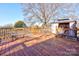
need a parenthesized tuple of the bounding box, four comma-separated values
(51, 19, 76, 24)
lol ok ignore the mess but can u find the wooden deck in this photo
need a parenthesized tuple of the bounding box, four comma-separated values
(0, 33, 79, 56)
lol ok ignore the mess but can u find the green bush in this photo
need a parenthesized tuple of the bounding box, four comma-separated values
(14, 20, 26, 28)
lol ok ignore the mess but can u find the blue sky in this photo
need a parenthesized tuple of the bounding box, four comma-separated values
(0, 3, 23, 26)
(0, 3, 79, 26)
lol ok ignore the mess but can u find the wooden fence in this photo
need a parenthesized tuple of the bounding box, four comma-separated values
(0, 27, 51, 43)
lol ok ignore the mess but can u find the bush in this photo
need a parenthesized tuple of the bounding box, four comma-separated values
(14, 20, 27, 28)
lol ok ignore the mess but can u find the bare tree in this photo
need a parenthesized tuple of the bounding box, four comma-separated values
(22, 4, 58, 26)
(22, 3, 76, 28)
(2, 24, 13, 28)
(61, 4, 79, 20)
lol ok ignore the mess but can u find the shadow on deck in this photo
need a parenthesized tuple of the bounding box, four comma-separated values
(0, 33, 79, 56)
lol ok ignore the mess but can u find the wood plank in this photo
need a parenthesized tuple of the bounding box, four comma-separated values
(0, 33, 79, 56)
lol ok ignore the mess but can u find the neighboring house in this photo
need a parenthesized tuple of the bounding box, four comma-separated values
(51, 19, 77, 37)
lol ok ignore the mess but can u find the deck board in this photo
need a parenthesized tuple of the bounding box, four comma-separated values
(0, 33, 79, 56)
